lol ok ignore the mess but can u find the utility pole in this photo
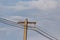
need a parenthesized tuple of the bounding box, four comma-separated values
(0, 17, 58, 40)
(17, 18, 36, 40)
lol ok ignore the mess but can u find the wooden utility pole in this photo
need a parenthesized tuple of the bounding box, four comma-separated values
(17, 18, 36, 40)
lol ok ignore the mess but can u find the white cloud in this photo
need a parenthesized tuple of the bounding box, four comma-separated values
(3, 16, 36, 22)
(2, 16, 27, 22)
(0, 0, 59, 10)
(14, 0, 58, 10)
(0, 27, 19, 36)
(5, 16, 25, 22)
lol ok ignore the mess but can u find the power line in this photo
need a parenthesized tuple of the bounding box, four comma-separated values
(21, 25, 58, 40)
(0, 17, 24, 28)
(0, 17, 58, 40)
(33, 27, 58, 40)
(34, 29, 53, 40)
(36, 26, 58, 40)
(26, 26, 58, 40)
(0, 17, 36, 30)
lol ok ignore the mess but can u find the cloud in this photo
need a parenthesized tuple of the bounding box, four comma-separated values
(0, 27, 19, 36)
(13, 0, 59, 10)
(2, 16, 36, 22)
(4, 16, 25, 22)
(0, 0, 60, 11)
(0, 26, 23, 40)
(15, 0, 59, 10)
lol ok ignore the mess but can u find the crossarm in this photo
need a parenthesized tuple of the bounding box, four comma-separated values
(17, 22, 36, 24)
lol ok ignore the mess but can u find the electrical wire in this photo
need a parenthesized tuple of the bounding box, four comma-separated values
(36, 26, 58, 40)
(32, 27, 58, 40)
(0, 17, 24, 29)
(33, 29, 53, 40)
(28, 25, 58, 40)
(0, 17, 58, 40)
(27, 25, 58, 40)
(0, 17, 35, 30)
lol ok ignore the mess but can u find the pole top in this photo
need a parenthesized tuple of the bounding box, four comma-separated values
(17, 18, 36, 24)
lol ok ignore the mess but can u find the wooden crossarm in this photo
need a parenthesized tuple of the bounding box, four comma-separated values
(17, 18, 36, 40)
(17, 22, 36, 24)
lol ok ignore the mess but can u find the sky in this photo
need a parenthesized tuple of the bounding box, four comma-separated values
(0, 0, 60, 40)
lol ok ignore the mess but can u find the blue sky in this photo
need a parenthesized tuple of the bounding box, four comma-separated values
(0, 0, 60, 40)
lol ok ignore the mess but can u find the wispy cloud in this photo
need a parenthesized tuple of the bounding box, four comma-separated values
(0, 0, 60, 11)
(0, 0, 60, 40)
(12, 0, 60, 10)
(2, 16, 36, 22)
